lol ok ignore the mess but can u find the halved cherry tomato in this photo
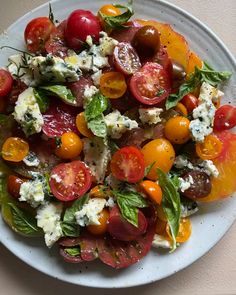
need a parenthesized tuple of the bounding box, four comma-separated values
(166, 218, 192, 243)
(130, 62, 171, 106)
(100, 72, 127, 99)
(139, 180, 162, 204)
(0, 69, 13, 98)
(2, 137, 29, 162)
(164, 116, 191, 144)
(89, 185, 111, 199)
(113, 42, 141, 75)
(55, 131, 83, 159)
(214, 105, 236, 131)
(76, 112, 93, 138)
(175, 102, 188, 116)
(7, 175, 26, 199)
(87, 208, 110, 235)
(98, 4, 121, 16)
(196, 134, 223, 160)
(181, 94, 198, 113)
(24, 17, 55, 53)
(110, 146, 145, 183)
(142, 138, 175, 180)
(49, 161, 92, 201)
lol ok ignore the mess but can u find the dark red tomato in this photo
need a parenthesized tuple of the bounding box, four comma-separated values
(49, 161, 92, 201)
(7, 175, 25, 199)
(181, 94, 198, 113)
(113, 42, 141, 76)
(24, 17, 55, 53)
(65, 10, 101, 50)
(151, 45, 172, 74)
(110, 146, 145, 183)
(67, 76, 93, 107)
(42, 102, 78, 137)
(130, 62, 171, 105)
(107, 206, 147, 241)
(214, 105, 236, 131)
(119, 128, 145, 148)
(0, 69, 13, 98)
(111, 21, 141, 43)
(8, 80, 27, 104)
(45, 20, 69, 58)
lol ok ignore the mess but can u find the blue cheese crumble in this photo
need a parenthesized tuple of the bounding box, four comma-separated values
(139, 107, 163, 125)
(23, 151, 40, 167)
(178, 175, 194, 192)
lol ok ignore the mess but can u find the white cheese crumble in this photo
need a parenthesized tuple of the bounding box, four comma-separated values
(139, 107, 163, 125)
(174, 155, 194, 169)
(152, 234, 172, 249)
(178, 175, 194, 192)
(13, 87, 44, 136)
(50, 174, 62, 183)
(198, 160, 219, 177)
(104, 110, 139, 139)
(36, 202, 63, 248)
(23, 151, 40, 167)
(190, 83, 223, 142)
(91, 70, 102, 86)
(83, 137, 111, 183)
(83, 85, 99, 107)
(106, 196, 115, 208)
(75, 198, 106, 227)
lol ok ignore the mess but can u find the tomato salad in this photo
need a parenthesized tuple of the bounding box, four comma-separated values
(0, 1, 236, 269)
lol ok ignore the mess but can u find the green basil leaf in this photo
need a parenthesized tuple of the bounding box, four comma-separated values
(64, 247, 81, 257)
(117, 199, 138, 227)
(61, 222, 80, 237)
(165, 62, 232, 109)
(63, 194, 89, 224)
(107, 138, 119, 154)
(84, 93, 108, 121)
(157, 168, 181, 251)
(87, 114, 107, 138)
(40, 85, 76, 105)
(34, 89, 50, 113)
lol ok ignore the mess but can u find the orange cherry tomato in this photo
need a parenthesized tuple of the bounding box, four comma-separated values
(2, 137, 29, 162)
(139, 180, 163, 204)
(196, 134, 223, 160)
(89, 185, 111, 199)
(100, 72, 127, 99)
(98, 4, 121, 16)
(156, 205, 167, 221)
(55, 131, 83, 159)
(166, 218, 192, 243)
(175, 102, 188, 116)
(155, 218, 167, 235)
(181, 94, 198, 113)
(76, 112, 93, 138)
(164, 116, 191, 144)
(87, 208, 110, 235)
(142, 139, 175, 181)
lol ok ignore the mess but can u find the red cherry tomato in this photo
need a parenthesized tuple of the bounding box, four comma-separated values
(0, 69, 13, 98)
(214, 105, 236, 131)
(113, 42, 141, 76)
(130, 62, 171, 105)
(7, 175, 25, 199)
(7, 80, 27, 104)
(110, 146, 145, 183)
(65, 10, 101, 50)
(24, 17, 55, 53)
(49, 161, 92, 201)
(181, 94, 198, 113)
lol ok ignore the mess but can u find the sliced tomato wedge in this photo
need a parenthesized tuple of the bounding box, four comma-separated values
(0, 69, 13, 98)
(49, 161, 92, 201)
(113, 42, 141, 75)
(151, 45, 172, 75)
(42, 102, 78, 137)
(130, 62, 171, 105)
(111, 21, 141, 43)
(214, 105, 236, 131)
(110, 146, 145, 183)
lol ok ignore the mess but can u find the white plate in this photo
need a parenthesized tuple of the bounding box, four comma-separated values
(0, 0, 236, 289)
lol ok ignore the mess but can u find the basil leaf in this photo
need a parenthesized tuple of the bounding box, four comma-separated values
(166, 62, 232, 109)
(84, 93, 108, 121)
(98, 0, 134, 31)
(40, 85, 76, 105)
(63, 194, 89, 224)
(107, 138, 119, 154)
(7, 203, 42, 235)
(87, 114, 107, 138)
(144, 162, 156, 177)
(64, 247, 81, 257)
(157, 169, 181, 251)
(34, 89, 50, 113)
(117, 201, 138, 226)
(61, 222, 80, 237)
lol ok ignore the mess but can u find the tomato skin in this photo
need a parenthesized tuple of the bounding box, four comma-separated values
(196, 134, 223, 160)
(166, 218, 192, 243)
(0, 69, 13, 98)
(87, 208, 110, 235)
(2, 137, 29, 162)
(111, 146, 145, 183)
(214, 105, 236, 131)
(7, 175, 25, 199)
(55, 131, 83, 159)
(76, 112, 94, 138)
(98, 4, 121, 17)
(49, 161, 92, 201)
(164, 116, 191, 144)
(100, 71, 127, 99)
(65, 10, 101, 50)
(139, 180, 163, 204)
(175, 102, 188, 116)
(24, 17, 55, 53)
(181, 94, 198, 113)
(68, 77, 93, 107)
(130, 62, 171, 106)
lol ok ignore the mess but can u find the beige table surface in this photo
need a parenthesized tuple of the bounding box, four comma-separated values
(0, 0, 236, 294)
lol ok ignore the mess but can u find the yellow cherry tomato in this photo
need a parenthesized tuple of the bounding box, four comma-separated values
(155, 218, 168, 235)
(87, 208, 110, 235)
(89, 185, 111, 199)
(142, 138, 175, 180)
(139, 180, 163, 204)
(100, 72, 127, 99)
(2, 137, 29, 162)
(175, 102, 188, 116)
(76, 112, 93, 138)
(166, 218, 192, 243)
(55, 131, 83, 159)
(196, 134, 223, 160)
(164, 116, 191, 144)
(98, 4, 121, 16)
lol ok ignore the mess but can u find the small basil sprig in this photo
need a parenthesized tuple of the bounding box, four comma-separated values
(165, 62, 232, 109)
(40, 85, 76, 106)
(34, 89, 50, 113)
(64, 247, 81, 257)
(157, 169, 181, 251)
(98, 0, 134, 31)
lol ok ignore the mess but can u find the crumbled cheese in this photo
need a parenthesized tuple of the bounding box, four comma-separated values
(139, 107, 163, 125)
(13, 87, 44, 136)
(83, 137, 111, 183)
(90, 45, 109, 71)
(75, 198, 106, 227)
(181, 201, 199, 217)
(23, 151, 40, 167)
(36, 202, 63, 248)
(106, 196, 115, 208)
(152, 234, 172, 249)
(50, 174, 62, 183)
(99, 32, 118, 56)
(198, 160, 219, 177)
(104, 110, 139, 139)
(178, 175, 194, 192)
(66, 51, 93, 72)
(86, 35, 93, 47)
(174, 155, 194, 169)
(91, 70, 102, 86)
